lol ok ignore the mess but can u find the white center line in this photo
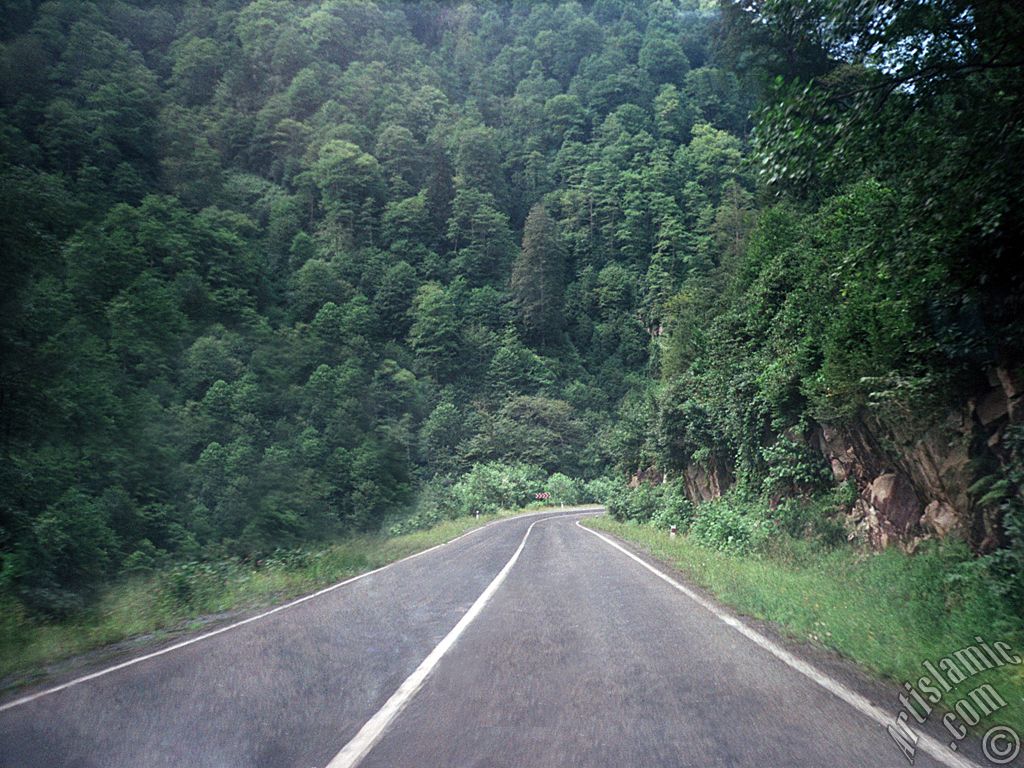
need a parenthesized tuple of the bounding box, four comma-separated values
(0, 507, 597, 714)
(576, 520, 982, 768)
(325, 516, 547, 768)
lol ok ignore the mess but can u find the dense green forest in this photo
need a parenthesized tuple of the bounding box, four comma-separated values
(1, 0, 1022, 622)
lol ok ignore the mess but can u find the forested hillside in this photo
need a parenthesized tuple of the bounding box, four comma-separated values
(1, 0, 1022, 623)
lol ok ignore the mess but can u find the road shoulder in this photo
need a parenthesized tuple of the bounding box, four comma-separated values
(580, 516, 997, 768)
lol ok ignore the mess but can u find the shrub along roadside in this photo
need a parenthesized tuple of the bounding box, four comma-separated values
(583, 514, 1024, 735)
(1, 463, 604, 686)
(384, 463, 607, 536)
(0, 502, 582, 688)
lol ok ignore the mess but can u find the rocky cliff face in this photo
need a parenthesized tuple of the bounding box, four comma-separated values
(681, 459, 734, 504)
(663, 365, 1022, 552)
(809, 412, 965, 549)
(816, 365, 1021, 551)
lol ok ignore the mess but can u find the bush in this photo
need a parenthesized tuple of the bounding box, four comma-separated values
(450, 462, 547, 515)
(546, 473, 583, 504)
(760, 437, 833, 499)
(381, 466, 595, 538)
(120, 539, 165, 575)
(606, 482, 663, 523)
(650, 484, 695, 531)
(261, 547, 313, 571)
(385, 507, 444, 537)
(157, 560, 237, 613)
(770, 495, 846, 548)
(583, 475, 619, 506)
(974, 425, 1024, 617)
(383, 475, 456, 536)
(10, 490, 120, 618)
(688, 496, 769, 554)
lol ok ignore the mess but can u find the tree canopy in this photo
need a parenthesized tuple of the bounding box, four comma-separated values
(1, 0, 1021, 618)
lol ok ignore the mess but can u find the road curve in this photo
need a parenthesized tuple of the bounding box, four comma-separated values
(0, 510, 974, 767)
(0, 509, 591, 768)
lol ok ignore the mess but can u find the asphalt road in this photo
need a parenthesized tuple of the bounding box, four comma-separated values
(0, 510, 980, 767)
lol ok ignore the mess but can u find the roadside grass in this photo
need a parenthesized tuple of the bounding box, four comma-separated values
(584, 515, 1024, 735)
(0, 506, 566, 689)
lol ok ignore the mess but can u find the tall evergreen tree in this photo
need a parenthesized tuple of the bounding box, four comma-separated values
(510, 203, 566, 346)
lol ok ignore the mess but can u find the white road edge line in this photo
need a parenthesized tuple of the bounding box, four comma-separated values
(325, 516, 546, 768)
(575, 520, 982, 768)
(0, 507, 598, 714)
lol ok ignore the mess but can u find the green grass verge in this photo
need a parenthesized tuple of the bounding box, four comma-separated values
(0, 507, 553, 689)
(584, 515, 1024, 735)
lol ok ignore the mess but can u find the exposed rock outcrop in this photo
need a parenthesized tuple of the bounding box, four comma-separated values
(628, 466, 665, 488)
(672, 365, 1021, 552)
(811, 366, 1020, 550)
(682, 460, 733, 503)
(921, 500, 961, 539)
